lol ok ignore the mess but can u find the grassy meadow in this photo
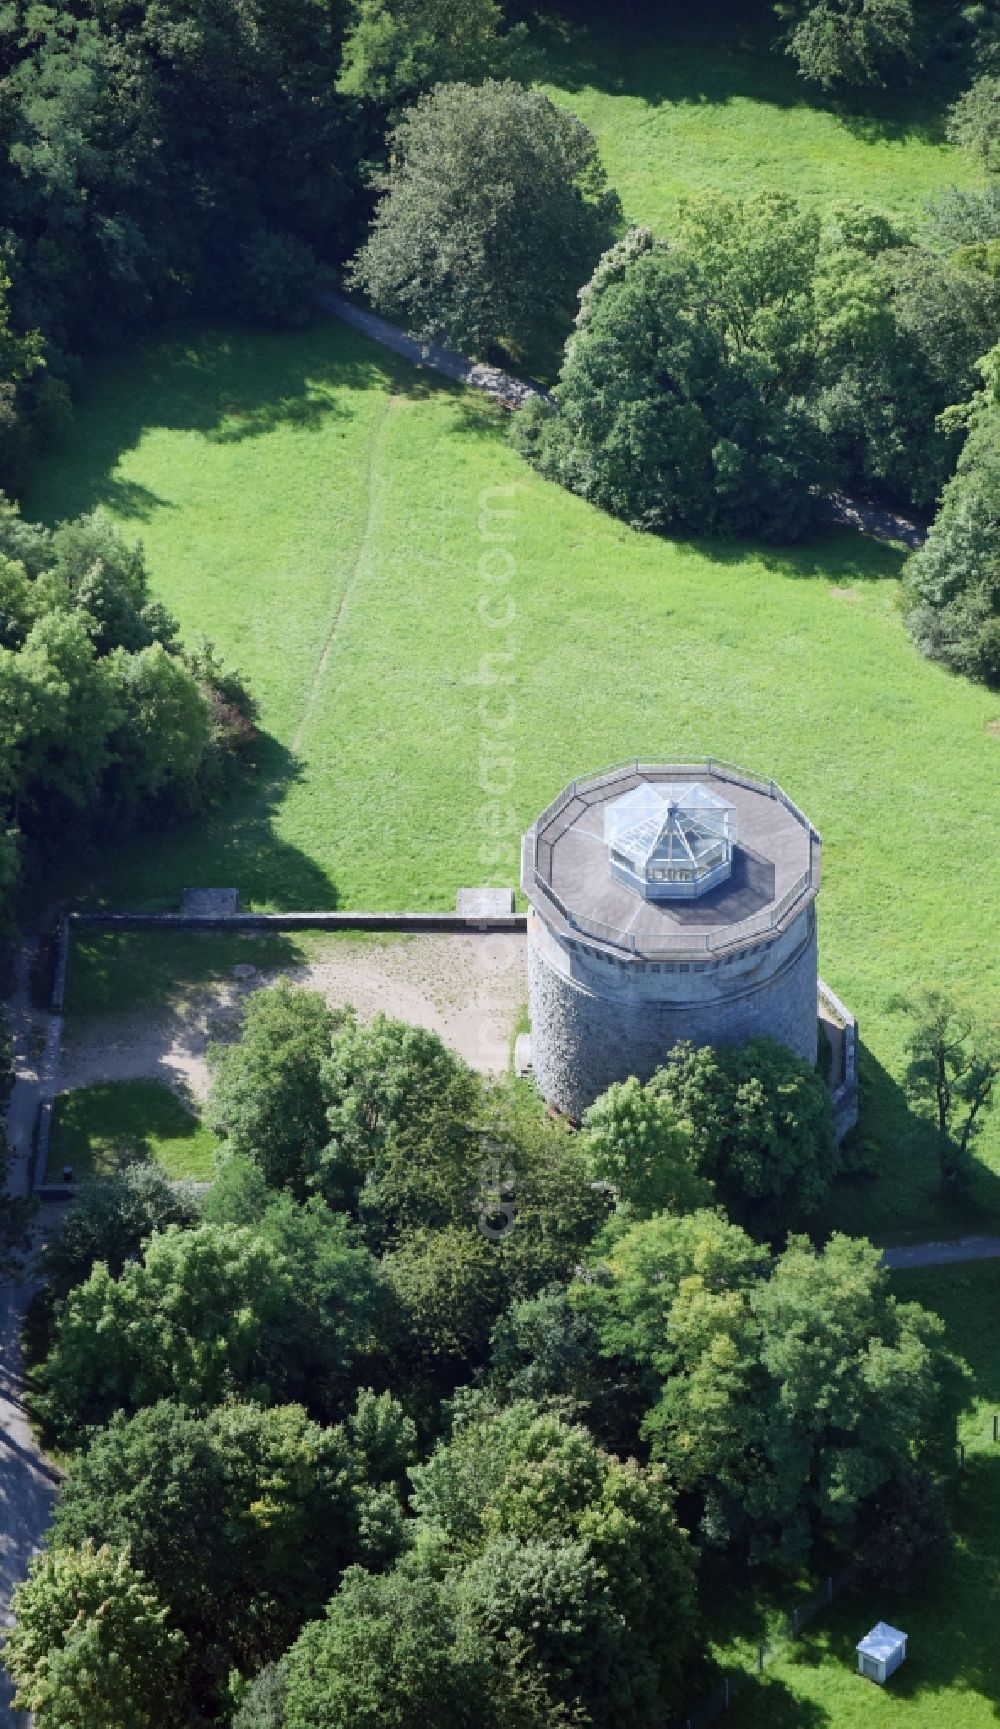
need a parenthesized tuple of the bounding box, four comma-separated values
(535, 0, 983, 230)
(25, 316, 1000, 1244)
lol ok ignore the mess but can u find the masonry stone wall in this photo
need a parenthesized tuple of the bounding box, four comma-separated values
(528, 905, 818, 1121)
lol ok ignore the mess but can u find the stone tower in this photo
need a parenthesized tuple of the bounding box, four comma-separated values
(521, 759, 821, 1121)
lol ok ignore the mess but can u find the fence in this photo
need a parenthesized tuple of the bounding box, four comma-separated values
(672, 1559, 865, 1729)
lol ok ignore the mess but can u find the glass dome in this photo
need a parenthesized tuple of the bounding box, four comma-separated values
(604, 781, 735, 901)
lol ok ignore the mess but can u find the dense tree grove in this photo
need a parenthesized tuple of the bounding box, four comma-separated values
(14, 987, 975, 1723)
(0, 0, 360, 492)
(905, 347, 1000, 684)
(513, 202, 1000, 541)
(575, 1210, 969, 1562)
(0, 498, 256, 932)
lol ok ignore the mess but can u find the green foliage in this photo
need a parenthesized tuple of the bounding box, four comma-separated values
(209, 981, 337, 1195)
(39, 1155, 200, 1301)
(107, 643, 210, 814)
(341, 0, 524, 111)
(0, 497, 251, 930)
(232, 1662, 287, 1729)
(905, 353, 1000, 685)
(519, 195, 998, 530)
(926, 181, 1000, 247)
(581, 1075, 712, 1216)
(5, 1540, 188, 1729)
(234, 232, 320, 329)
(50, 1394, 408, 1708)
(654, 1038, 840, 1231)
(949, 74, 1000, 170)
(283, 1567, 491, 1729)
(382, 1222, 509, 1384)
(209, 991, 602, 1394)
(0, 0, 356, 487)
(577, 1211, 970, 1560)
(489, 1283, 604, 1410)
(37, 1207, 381, 1442)
(408, 1398, 701, 1723)
(318, 1009, 482, 1236)
(516, 202, 828, 537)
(349, 80, 620, 358)
(777, 0, 920, 90)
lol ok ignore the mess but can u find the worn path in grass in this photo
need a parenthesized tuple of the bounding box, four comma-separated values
(316, 291, 551, 407)
(24, 316, 1000, 1246)
(0, 949, 63, 1726)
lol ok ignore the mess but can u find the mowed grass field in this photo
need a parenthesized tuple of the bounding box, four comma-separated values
(727, 1260, 1000, 1729)
(536, 0, 983, 228)
(25, 317, 1000, 1243)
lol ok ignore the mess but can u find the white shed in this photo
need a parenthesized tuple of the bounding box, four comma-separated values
(856, 1622, 907, 1684)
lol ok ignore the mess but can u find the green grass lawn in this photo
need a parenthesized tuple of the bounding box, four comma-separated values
(722, 1260, 1000, 1729)
(48, 1080, 218, 1181)
(65, 928, 313, 1022)
(534, 0, 983, 230)
(25, 316, 1000, 1242)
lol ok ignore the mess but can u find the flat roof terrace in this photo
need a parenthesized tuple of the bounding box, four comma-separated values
(522, 761, 821, 960)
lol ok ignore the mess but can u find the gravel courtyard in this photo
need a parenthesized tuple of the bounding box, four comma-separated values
(60, 932, 528, 1105)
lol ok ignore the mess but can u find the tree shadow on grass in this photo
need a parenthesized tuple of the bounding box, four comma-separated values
(534, 0, 957, 141)
(60, 728, 340, 916)
(722, 1670, 832, 1728)
(48, 1079, 210, 1181)
(26, 316, 408, 526)
(685, 523, 909, 584)
(819, 1038, 1000, 1246)
(776, 1469, 1000, 1713)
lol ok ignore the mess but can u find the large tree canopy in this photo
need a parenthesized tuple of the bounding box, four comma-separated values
(577, 1211, 970, 1561)
(5, 1541, 188, 1729)
(349, 79, 621, 358)
(653, 1038, 840, 1231)
(38, 1206, 382, 1442)
(50, 1396, 411, 1700)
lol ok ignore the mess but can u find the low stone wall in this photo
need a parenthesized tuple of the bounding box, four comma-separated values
(817, 977, 860, 1142)
(71, 910, 527, 935)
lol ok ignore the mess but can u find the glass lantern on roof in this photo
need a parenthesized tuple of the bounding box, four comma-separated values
(604, 781, 735, 901)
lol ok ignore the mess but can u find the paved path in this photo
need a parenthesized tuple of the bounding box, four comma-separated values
(883, 1235, 1000, 1271)
(316, 289, 553, 407)
(824, 491, 926, 550)
(0, 945, 62, 1726)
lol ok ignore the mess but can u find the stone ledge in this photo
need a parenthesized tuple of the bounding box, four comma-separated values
(456, 887, 516, 918)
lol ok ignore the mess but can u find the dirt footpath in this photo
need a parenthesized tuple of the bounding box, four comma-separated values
(60, 933, 528, 1105)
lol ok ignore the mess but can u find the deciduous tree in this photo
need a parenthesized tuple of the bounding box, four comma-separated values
(349, 80, 620, 358)
(5, 1541, 188, 1729)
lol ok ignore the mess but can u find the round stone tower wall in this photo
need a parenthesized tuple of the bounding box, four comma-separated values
(528, 902, 818, 1122)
